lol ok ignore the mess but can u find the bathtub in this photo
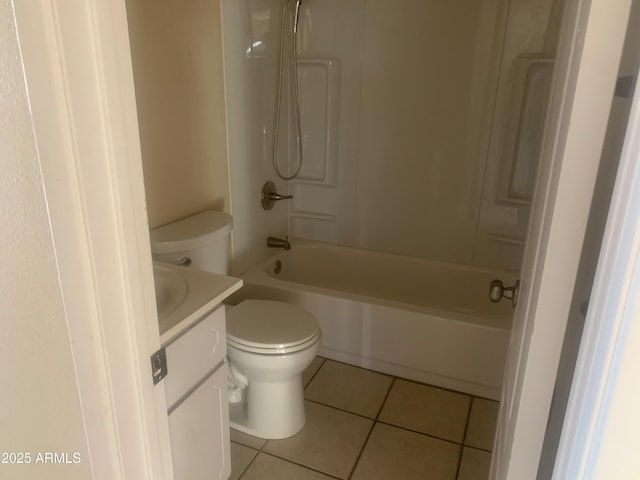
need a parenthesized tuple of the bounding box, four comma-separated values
(233, 239, 516, 400)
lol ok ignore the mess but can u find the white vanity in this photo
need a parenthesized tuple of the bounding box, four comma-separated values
(153, 262, 242, 480)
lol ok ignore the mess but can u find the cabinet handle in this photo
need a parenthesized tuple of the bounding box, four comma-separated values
(210, 328, 220, 356)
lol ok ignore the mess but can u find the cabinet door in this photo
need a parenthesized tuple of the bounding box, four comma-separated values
(168, 366, 230, 480)
(164, 306, 226, 410)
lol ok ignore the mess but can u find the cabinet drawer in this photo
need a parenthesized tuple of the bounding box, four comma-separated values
(164, 306, 226, 409)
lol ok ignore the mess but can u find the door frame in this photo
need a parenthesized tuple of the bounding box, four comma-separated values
(491, 0, 633, 477)
(552, 36, 640, 478)
(13, 1, 172, 479)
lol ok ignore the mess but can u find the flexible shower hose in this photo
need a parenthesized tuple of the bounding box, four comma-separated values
(271, 0, 304, 180)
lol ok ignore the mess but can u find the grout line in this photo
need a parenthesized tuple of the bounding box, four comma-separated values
(231, 423, 272, 479)
(391, 375, 479, 400)
(464, 444, 494, 454)
(259, 451, 343, 480)
(374, 420, 466, 448)
(303, 357, 327, 390)
(462, 396, 495, 453)
(375, 376, 396, 420)
(471, 393, 502, 403)
(346, 377, 398, 479)
(346, 415, 377, 480)
(304, 398, 378, 421)
(232, 441, 260, 480)
(322, 357, 395, 380)
(455, 397, 475, 479)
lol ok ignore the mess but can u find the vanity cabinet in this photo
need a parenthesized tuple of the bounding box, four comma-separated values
(163, 305, 230, 480)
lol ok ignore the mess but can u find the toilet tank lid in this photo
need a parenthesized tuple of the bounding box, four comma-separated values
(150, 210, 232, 254)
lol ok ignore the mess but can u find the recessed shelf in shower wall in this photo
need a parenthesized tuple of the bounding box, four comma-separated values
(289, 210, 336, 222)
(290, 57, 341, 186)
(496, 56, 554, 206)
(489, 232, 526, 247)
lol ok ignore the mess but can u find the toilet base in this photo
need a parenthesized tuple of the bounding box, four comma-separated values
(228, 376, 307, 439)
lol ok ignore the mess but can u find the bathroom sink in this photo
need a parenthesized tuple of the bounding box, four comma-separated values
(153, 263, 189, 320)
(152, 261, 242, 343)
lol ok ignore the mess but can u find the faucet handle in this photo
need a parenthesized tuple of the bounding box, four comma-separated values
(261, 181, 293, 210)
(268, 192, 293, 201)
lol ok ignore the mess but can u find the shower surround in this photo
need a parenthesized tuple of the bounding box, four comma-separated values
(222, 0, 558, 273)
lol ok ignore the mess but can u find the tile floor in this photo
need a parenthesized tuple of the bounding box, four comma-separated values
(229, 358, 499, 480)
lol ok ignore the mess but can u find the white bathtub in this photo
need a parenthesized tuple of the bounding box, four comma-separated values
(233, 239, 516, 399)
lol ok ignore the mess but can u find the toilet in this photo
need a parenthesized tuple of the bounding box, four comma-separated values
(150, 210, 320, 439)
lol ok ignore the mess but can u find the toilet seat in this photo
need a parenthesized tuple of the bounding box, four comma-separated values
(227, 300, 320, 354)
(227, 331, 320, 354)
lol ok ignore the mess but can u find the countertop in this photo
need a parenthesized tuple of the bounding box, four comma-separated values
(156, 262, 243, 346)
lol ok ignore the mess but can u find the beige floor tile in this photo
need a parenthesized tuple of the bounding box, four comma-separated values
(230, 428, 267, 450)
(263, 401, 373, 479)
(305, 360, 393, 418)
(465, 398, 499, 451)
(351, 423, 460, 480)
(379, 379, 470, 442)
(229, 442, 258, 480)
(241, 453, 335, 480)
(302, 357, 325, 388)
(457, 447, 491, 480)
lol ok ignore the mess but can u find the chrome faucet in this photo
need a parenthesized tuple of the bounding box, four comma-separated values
(267, 236, 291, 250)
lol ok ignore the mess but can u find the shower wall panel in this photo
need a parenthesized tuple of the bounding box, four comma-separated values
(473, 0, 557, 270)
(353, 0, 501, 263)
(290, 0, 556, 269)
(222, 0, 289, 274)
(292, 0, 503, 264)
(289, 0, 367, 244)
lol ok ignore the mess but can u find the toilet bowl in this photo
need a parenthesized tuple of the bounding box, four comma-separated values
(149, 210, 321, 440)
(226, 299, 320, 439)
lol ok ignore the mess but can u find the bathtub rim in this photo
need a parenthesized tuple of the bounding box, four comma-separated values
(242, 238, 516, 331)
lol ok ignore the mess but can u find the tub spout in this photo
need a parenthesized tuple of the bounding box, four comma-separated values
(267, 236, 291, 250)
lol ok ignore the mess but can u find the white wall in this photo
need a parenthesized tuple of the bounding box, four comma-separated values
(127, 0, 231, 229)
(223, 0, 559, 271)
(0, 2, 91, 477)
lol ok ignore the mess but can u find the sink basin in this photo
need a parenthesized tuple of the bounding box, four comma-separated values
(153, 263, 189, 320)
(151, 261, 242, 343)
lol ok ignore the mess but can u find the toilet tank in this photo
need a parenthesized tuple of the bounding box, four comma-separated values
(150, 211, 232, 275)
